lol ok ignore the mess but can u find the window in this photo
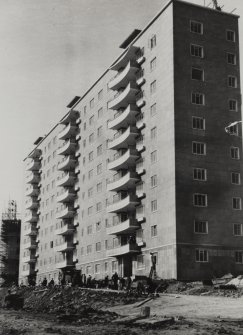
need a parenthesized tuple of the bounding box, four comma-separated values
(150, 57, 156, 71)
(88, 187, 93, 198)
(89, 115, 94, 125)
(195, 249, 208, 262)
(193, 168, 207, 181)
(191, 92, 205, 105)
(229, 99, 238, 112)
(137, 255, 145, 268)
(87, 245, 92, 254)
(89, 133, 94, 144)
(84, 122, 86, 131)
(230, 147, 240, 160)
(97, 144, 103, 156)
(84, 105, 87, 116)
(149, 34, 156, 49)
(192, 116, 205, 130)
(232, 197, 241, 210)
(96, 242, 101, 252)
(98, 107, 103, 118)
(88, 206, 93, 215)
(227, 123, 238, 136)
(97, 163, 102, 175)
(151, 175, 157, 187)
(192, 141, 206, 155)
(151, 126, 157, 139)
(190, 44, 204, 58)
(96, 221, 101, 232)
(150, 80, 156, 94)
(194, 220, 208, 234)
(90, 99, 94, 109)
(226, 30, 235, 42)
(231, 172, 241, 185)
(193, 193, 207, 207)
(104, 262, 108, 272)
(235, 251, 243, 264)
(227, 53, 236, 65)
(192, 67, 204, 81)
(89, 151, 94, 162)
(97, 182, 102, 193)
(150, 103, 157, 116)
(190, 20, 203, 34)
(95, 264, 101, 274)
(151, 225, 158, 237)
(233, 224, 243, 236)
(98, 89, 103, 100)
(88, 169, 93, 179)
(151, 200, 157, 212)
(151, 150, 157, 163)
(228, 76, 237, 88)
(86, 265, 92, 274)
(96, 202, 102, 212)
(87, 225, 92, 235)
(97, 126, 103, 137)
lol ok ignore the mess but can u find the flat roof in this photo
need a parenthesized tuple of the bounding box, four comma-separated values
(119, 29, 141, 49)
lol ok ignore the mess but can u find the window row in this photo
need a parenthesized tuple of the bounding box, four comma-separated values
(192, 141, 240, 160)
(193, 193, 242, 209)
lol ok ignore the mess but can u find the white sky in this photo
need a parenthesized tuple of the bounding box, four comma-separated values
(0, 0, 242, 215)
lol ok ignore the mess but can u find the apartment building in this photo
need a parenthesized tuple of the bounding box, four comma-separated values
(19, 0, 243, 284)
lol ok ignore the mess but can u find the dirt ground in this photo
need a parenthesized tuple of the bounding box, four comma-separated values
(1, 293, 243, 334)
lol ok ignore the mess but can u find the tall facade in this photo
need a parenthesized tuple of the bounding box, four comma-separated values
(19, 0, 243, 284)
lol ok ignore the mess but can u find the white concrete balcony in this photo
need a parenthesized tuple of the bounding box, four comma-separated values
(26, 172, 40, 184)
(136, 49, 145, 65)
(108, 148, 139, 171)
(24, 226, 38, 236)
(136, 159, 145, 175)
(136, 183, 145, 198)
(108, 83, 139, 110)
(107, 194, 139, 213)
(136, 92, 145, 108)
(57, 139, 77, 156)
(29, 148, 42, 159)
(24, 240, 37, 249)
(54, 241, 75, 252)
(136, 70, 145, 87)
(24, 212, 38, 223)
(57, 189, 77, 203)
(22, 255, 37, 264)
(136, 136, 145, 152)
(60, 109, 79, 125)
(26, 159, 41, 171)
(107, 171, 139, 192)
(110, 45, 139, 71)
(56, 172, 76, 187)
(25, 186, 39, 197)
(136, 113, 145, 130)
(58, 155, 76, 171)
(108, 104, 138, 130)
(108, 61, 139, 91)
(25, 198, 39, 210)
(136, 206, 145, 222)
(107, 218, 139, 235)
(55, 223, 75, 236)
(107, 243, 140, 257)
(55, 206, 76, 219)
(56, 258, 75, 269)
(58, 123, 78, 140)
(136, 229, 146, 247)
(108, 126, 139, 150)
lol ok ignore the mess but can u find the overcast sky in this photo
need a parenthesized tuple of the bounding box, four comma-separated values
(0, 0, 242, 215)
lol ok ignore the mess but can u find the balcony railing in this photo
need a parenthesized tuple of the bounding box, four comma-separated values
(56, 189, 77, 203)
(58, 155, 76, 171)
(55, 206, 76, 219)
(57, 139, 77, 156)
(55, 223, 75, 235)
(136, 159, 145, 175)
(107, 217, 139, 235)
(108, 60, 139, 91)
(108, 83, 139, 110)
(107, 193, 139, 213)
(56, 172, 76, 187)
(54, 241, 75, 252)
(108, 148, 140, 171)
(110, 45, 139, 71)
(58, 123, 78, 140)
(108, 126, 139, 150)
(107, 171, 139, 192)
(107, 243, 140, 257)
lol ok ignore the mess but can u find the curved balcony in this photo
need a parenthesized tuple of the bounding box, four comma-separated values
(136, 113, 145, 130)
(25, 186, 39, 197)
(108, 83, 139, 110)
(60, 109, 79, 125)
(136, 206, 145, 223)
(108, 61, 139, 91)
(24, 212, 38, 223)
(54, 241, 75, 252)
(29, 148, 42, 159)
(24, 226, 38, 236)
(56, 259, 75, 269)
(107, 218, 140, 235)
(107, 171, 139, 192)
(136, 49, 145, 65)
(136, 183, 145, 199)
(107, 194, 139, 213)
(27, 160, 41, 171)
(25, 198, 39, 210)
(108, 126, 139, 150)
(22, 255, 37, 264)
(136, 160, 145, 175)
(57, 189, 77, 203)
(136, 70, 146, 87)
(58, 123, 78, 140)
(136, 92, 146, 108)
(108, 148, 139, 171)
(136, 136, 145, 152)
(55, 223, 75, 236)
(108, 104, 138, 130)
(110, 45, 139, 71)
(26, 172, 40, 184)
(107, 243, 140, 257)
(55, 206, 76, 219)
(57, 139, 77, 156)
(57, 172, 76, 187)
(58, 156, 76, 171)
(24, 241, 37, 249)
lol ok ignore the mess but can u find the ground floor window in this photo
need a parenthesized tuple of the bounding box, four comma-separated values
(195, 249, 208, 262)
